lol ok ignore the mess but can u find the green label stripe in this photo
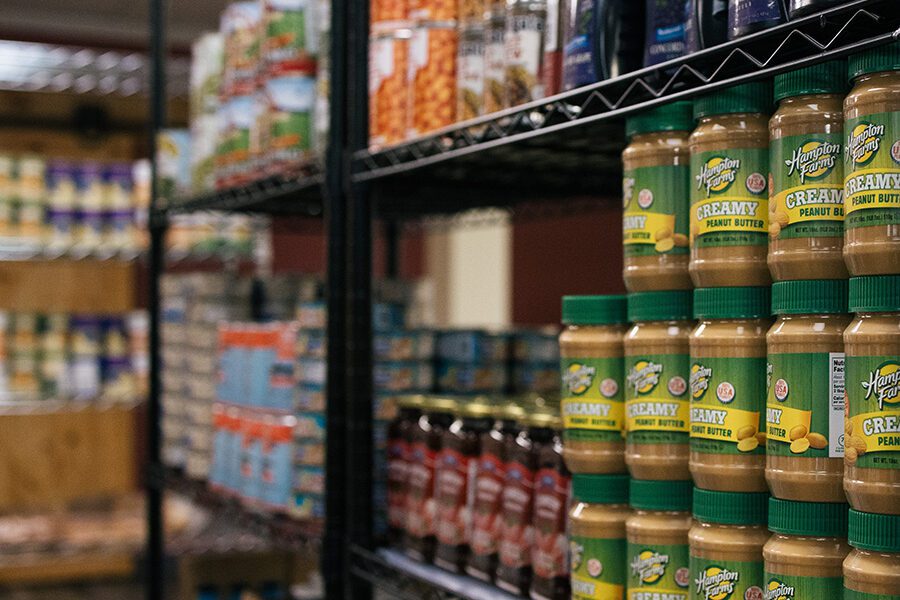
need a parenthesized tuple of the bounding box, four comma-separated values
(843, 111, 900, 230)
(763, 573, 843, 599)
(623, 165, 690, 256)
(626, 542, 690, 599)
(570, 535, 626, 599)
(844, 588, 900, 599)
(770, 133, 844, 239)
(562, 357, 625, 442)
(846, 355, 900, 470)
(766, 352, 845, 458)
(689, 556, 764, 600)
(626, 353, 691, 444)
(690, 356, 767, 456)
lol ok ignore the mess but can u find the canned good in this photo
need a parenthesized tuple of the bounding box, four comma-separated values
(221, 1, 262, 96)
(45, 160, 78, 252)
(104, 163, 134, 252)
(371, 0, 408, 24)
(505, 0, 547, 106)
(262, 0, 319, 74)
(408, 23, 457, 137)
(0, 155, 14, 238)
(76, 162, 106, 252)
(370, 29, 411, 148)
(216, 95, 255, 188)
(457, 25, 485, 121)
(484, 13, 506, 113)
(263, 73, 316, 170)
(189, 32, 224, 117)
(409, 0, 457, 22)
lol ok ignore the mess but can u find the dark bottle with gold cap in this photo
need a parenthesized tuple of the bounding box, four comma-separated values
(466, 399, 526, 582)
(387, 394, 426, 547)
(433, 396, 496, 573)
(404, 396, 458, 563)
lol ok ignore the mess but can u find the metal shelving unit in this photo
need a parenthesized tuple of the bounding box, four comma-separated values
(142, 0, 900, 598)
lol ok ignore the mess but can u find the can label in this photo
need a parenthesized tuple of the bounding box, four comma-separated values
(770, 134, 844, 239)
(265, 75, 315, 163)
(689, 356, 767, 455)
(690, 149, 769, 248)
(845, 355, 900, 469)
(626, 353, 691, 443)
(843, 112, 900, 229)
(570, 535, 626, 599)
(626, 542, 690, 599)
(766, 352, 845, 458)
(561, 356, 624, 443)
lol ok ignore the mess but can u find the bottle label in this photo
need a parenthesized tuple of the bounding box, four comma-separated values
(531, 468, 570, 579)
(626, 352, 691, 443)
(689, 556, 764, 600)
(561, 356, 625, 443)
(570, 535, 626, 599)
(457, 35, 485, 121)
(504, 14, 546, 105)
(766, 352, 845, 458)
(770, 133, 844, 239)
(386, 438, 409, 529)
(763, 573, 843, 599)
(470, 451, 506, 556)
(405, 442, 436, 537)
(434, 447, 472, 546)
(626, 542, 690, 599)
(843, 111, 900, 229)
(690, 148, 769, 248)
(484, 23, 506, 113)
(499, 460, 535, 568)
(845, 355, 900, 469)
(623, 165, 690, 256)
(689, 356, 767, 456)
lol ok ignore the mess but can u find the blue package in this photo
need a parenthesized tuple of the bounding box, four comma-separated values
(727, 0, 784, 39)
(513, 330, 560, 362)
(259, 420, 294, 509)
(374, 361, 434, 393)
(513, 362, 561, 394)
(239, 422, 264, 503)
(436, 361, 508, 393)
(374, 330, 435, 361)
(644, 0, 691, 67)
(563, 0, 599, 90)
(247, 346, 277, 408)
(436, 330, 510, 362)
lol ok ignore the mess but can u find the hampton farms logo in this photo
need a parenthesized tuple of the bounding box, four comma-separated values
(630, 550, 669, 583)
(696, 156, 740, 196)
(627, 360, 663, 395)
(564, 363, 596, 395)
(694, 566, 740, 600)
(862, 361, 900, 410)
(764, 579, 795, 600)
(846, 122, 885, 166)
(690, 363, 712, 400)
(785, 140, 840, 183)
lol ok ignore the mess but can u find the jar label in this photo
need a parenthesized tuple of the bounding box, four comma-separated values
(532, 467, 570, 579)
(844, 111, 900, 229)
(770, 133, 844, 239)
(570, 535, 626, 599)
(763, 573, 843, 599)
(625, 353, 691, 442)
(499, 460, 535, 568)
(406, 442, 437, 537)
(690, 148, 769, 248)
(626, 541, 690, 599)
(689, 356, 767, 456)
(434, 447, 472, 546)
(689, 556, 764, 600)
(387, 438, 409, 529)
(623, 165, 690, 256)
(561, 356, 625, 442)
(470, 451, 506, 556)
(844, 588, 899, 599)
(766, 352, 846, 458)
(845, 355, 900, 469)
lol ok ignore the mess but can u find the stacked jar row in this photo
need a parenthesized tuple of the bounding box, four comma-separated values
(386, 394, 574, 599)
(622, 43, 900, 293)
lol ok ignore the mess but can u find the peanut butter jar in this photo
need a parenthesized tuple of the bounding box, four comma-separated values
(768, 60, 848, 281)
(690, 82, 772, 288)
(689, 286, 770, 492)
(560, 295, 628, 474)
(844, 509, 900, 599)
(689, 489, 769, 600)
(625, 479, 693, 598)
(843, 42, 900, 276)
(843, 275, 900, 515)
(765, 279, 850, 503)
(624, 290, 693, 481)
(763, 498, 850, 598)
(622, 101, 693, 292)
(568, 474, 630, 600)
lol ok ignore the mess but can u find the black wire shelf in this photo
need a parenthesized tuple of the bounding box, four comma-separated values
(157, 165, 325, 218)
(354, 0, 900, 212)
(351, 546, 527, 600)
(158, 467, 323, 552)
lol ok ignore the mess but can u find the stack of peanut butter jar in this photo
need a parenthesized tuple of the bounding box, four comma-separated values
(561, 42, 899, 600)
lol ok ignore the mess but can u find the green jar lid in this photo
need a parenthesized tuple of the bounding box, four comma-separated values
(768, 498, 848, 538)
(849, 41, 900, 80)
(562, 295, 627, 325)
(774, 60, 847, 102)
(628, 291, 693, 322)
(572, 474, 630, 504)
(849, 276, 900, 313)
(848, 509, 900, 553)
(629, 479, 692, 512)
(694, 81, 773, 119)
(626, 101, 694, 137)
(693, 489, 768, 525)
(693, 287, 771, 320)
(771, 279, 848, 315)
